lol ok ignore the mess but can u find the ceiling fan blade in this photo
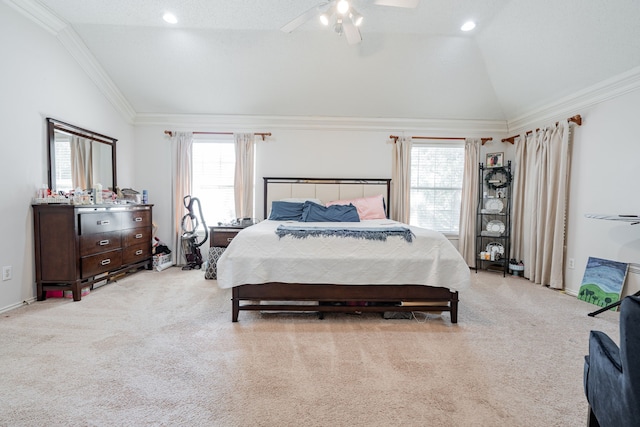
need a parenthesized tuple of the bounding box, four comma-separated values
(342, 19, 362, 45)
(280, 2, 332, 33)
(373, 0, 419, 8)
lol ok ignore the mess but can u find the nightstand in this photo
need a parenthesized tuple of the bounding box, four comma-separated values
(205, 223, 254, 280)
(209, 225, 245, 248)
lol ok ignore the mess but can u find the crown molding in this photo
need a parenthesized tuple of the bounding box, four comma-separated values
(135, 113, 508, 135)
(507, 65, 640, 133)
(4, 0, 65, 35)
(6, 0, 136, 123)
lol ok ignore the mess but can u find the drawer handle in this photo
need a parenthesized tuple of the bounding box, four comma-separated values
(98, 220, 110, 226)
(134, 217, 143, 222)
(227, 237, 234, 242)
(101, 259, 111, 266)
(135, 249, 143, 256)
(135, 233, 143, 239)
(99, 240, 110, 246)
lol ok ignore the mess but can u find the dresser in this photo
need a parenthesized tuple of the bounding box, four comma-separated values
(32, 204, 153, 301)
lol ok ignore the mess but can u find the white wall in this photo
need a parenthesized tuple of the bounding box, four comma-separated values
(564, 88, 640, 297)
(255, 129, 393, 217)
(0, 2, 135, 312)
(132, 126, 174, 246)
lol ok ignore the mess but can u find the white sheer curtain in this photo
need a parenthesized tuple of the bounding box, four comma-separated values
(458, 138, 481, 267)
(511, 121, 572, 289)
(172, 132, 193, 265)
(234, 133, 255, 218)
(391, 136, 412, 222)
(70, 136, 92, 189)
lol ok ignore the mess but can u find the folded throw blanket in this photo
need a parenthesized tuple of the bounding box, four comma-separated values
(275, 224, 415, 242)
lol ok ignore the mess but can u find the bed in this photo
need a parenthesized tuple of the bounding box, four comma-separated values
(216, 177, 470, 323)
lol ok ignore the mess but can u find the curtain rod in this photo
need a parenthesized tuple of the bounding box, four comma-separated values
(164, 130, 272, 141)
(501, 114, 582, 144)
(389, 135, 494, 145)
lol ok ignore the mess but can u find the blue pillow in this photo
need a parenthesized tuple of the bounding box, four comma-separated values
(269, 201, 304, 221)
(301, 201, 360, 222)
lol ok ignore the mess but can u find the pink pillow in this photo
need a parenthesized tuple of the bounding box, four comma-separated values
(326, 194, 386, 220)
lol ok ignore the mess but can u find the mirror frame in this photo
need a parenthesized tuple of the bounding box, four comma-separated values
(46, 117, 117, 192)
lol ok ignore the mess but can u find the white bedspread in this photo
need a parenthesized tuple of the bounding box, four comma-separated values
(216, 219, 470, 291)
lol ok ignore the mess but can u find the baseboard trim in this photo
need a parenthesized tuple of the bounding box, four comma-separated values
(564, 288, 578, 297)
(0, 298, 35, 314)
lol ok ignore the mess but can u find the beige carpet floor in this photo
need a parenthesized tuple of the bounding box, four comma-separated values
(0, 267, 620, 426)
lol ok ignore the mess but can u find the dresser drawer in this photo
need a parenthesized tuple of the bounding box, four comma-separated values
(80, 231, 122, 257)
(81, 249, 122, 279)
(123, 227, 151, 247)
(122, 209, 152, 229)
(79, 212, 122, 235)
(122, 242, 151, 265)
(212, 230, 240, 248)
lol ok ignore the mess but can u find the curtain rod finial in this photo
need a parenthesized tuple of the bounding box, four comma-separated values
(570, 115, 582, 126)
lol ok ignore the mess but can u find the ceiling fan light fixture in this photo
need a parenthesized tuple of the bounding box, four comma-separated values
(337, 0, 350, 15)
(283, 0, 408, 44)
(350, 9, 363, 26)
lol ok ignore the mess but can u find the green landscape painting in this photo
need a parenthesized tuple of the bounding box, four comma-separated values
(578, 257, 629, 310)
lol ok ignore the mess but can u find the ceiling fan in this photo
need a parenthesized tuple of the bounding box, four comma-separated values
(281, 0, 419, 45)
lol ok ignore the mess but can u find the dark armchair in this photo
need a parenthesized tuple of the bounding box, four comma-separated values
(584, 295, 640, 427)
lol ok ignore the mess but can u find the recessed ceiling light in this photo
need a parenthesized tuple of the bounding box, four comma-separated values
(163, 12, 178, 24)
(461, 21, 476, 32)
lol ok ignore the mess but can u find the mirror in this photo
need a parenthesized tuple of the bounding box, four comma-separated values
(47, 118, 117, 193)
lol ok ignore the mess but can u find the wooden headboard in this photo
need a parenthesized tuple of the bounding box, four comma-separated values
(263, 177, 391, 219)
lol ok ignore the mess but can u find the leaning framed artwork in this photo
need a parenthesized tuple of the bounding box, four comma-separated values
(578, 257, 629, 311)
(486, 152, 503, 168)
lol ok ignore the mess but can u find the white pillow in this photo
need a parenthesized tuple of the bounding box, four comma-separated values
(280, 197, 323, 205)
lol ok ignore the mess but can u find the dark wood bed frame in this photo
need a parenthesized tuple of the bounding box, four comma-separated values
(230, 177, 460, 323)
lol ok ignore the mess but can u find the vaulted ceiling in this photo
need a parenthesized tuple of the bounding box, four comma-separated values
(19, 0, 640, 123)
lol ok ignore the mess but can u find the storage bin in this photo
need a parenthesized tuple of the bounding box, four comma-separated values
(153, 253, 172, 268)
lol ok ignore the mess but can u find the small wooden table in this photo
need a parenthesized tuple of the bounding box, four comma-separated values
(206, 223, 254, 279)
(209, 225, 247, 248)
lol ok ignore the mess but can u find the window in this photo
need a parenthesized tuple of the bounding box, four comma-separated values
(410, 144, 465, 235)
(192, 140, 236, 226)
(53, 136, 72, 191)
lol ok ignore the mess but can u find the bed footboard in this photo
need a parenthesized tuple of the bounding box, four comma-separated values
(231, 283, 458, 323)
